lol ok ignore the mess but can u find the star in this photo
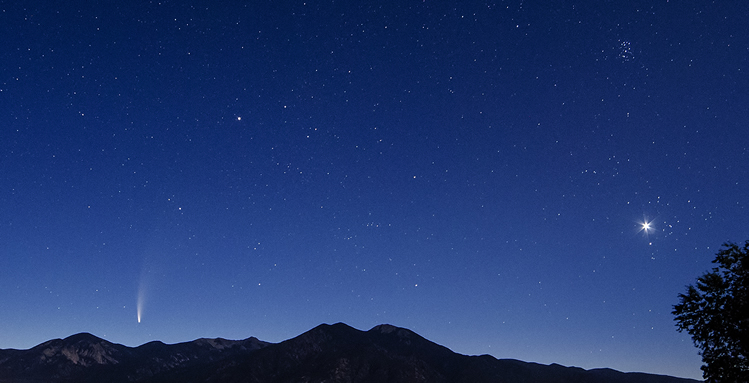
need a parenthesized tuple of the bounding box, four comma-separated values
(641, 221, 651, 232)
(638, 217, 655, 236)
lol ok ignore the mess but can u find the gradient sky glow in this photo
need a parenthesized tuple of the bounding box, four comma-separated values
(2, 1, 748, 380)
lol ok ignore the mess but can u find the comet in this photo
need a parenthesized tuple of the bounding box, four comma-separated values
(137, 266, 150, 324)
(137, 280, 145, 323)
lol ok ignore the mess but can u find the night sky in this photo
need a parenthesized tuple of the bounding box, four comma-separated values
(1, 1, 747, 380)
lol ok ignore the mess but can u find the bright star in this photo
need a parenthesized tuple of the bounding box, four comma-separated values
(638, 217, 655, 236)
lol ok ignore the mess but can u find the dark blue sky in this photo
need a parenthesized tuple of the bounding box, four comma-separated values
(1, 1, 747, 379)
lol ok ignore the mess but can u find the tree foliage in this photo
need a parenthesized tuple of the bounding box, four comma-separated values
(673, 241, 749, 382)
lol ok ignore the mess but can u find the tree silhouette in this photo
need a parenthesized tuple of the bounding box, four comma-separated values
(673, 241, 749, 382)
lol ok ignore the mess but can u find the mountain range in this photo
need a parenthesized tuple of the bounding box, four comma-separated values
(0, 323, 700, 383)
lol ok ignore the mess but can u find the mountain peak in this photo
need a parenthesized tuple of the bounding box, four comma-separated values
(62, 332, 109, 345)
(369, 323, 400, 334)
(27, 332, 126, 367)
(368, 323, 438, 350)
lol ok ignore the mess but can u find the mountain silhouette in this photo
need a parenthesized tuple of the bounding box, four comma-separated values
(0, 323, 699, 383)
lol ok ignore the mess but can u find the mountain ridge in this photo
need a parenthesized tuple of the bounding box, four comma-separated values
(0, 323, 701, 383)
